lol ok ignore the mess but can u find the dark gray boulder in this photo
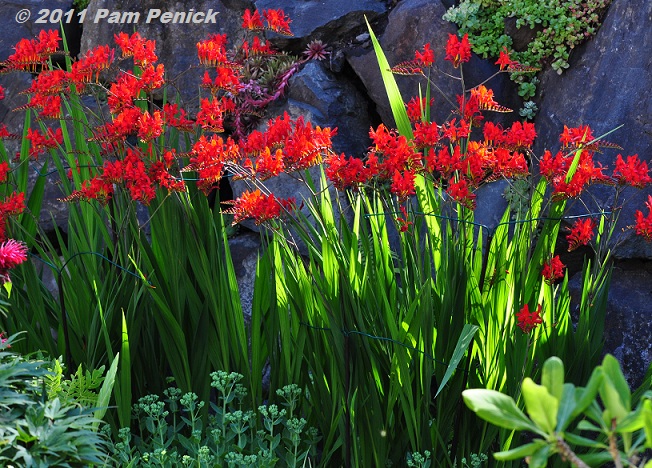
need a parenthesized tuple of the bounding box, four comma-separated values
(253, 0, 388, 48)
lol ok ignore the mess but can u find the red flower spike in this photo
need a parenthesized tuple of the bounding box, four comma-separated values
(391, 170, 416, 201)
(566, 218, 597, 252)
(445, 33, 471, 68)
(542, 255, 565, 284)
(242, 9, 264, 30)
(448, 177, 476, 210)
(0, 162, 9, 183)
(470, 85, 512, 113)
(224, 189, 292, 225)
(4, 30, 61, 72)
(516, 304, 543, 334)
(390, 60, 424, 76)
(413, 121, 440, 149)
(396, 205, 413, 233)
(0, 192, 26, 217)
(137, 111, 164, 142)
(196, 34, 228, 66)
(324, 153, 369, 190)
(263, 9, 293, 36)
(612, 154, 651, 188)
(495, 47, 514, 71)
(634, 195, 652, 241)
(415, 43, 434, 67)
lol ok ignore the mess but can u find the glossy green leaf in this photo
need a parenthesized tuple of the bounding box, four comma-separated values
(644, 399, 652, 448)
(528, 444, 551, 468)
(463, 389, 545, 436)
(541, 356, 564, 401)
(601, 354, 631, 413)
(493, 441, 544, 461)
(522, 377, 558, 434)
(556, 383, 578, 431)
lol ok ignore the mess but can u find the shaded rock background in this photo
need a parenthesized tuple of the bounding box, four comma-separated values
(1, 0, 650, 385)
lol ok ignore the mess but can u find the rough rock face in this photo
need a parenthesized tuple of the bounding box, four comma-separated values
(346, 0, 521, 129)
(535, 0, 652, 259)
(228, 230, 262, 323)
(253, 0, 387, 47)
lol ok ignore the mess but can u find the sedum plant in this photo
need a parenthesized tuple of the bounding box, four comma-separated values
(111, 372, 319, 467)
(463, 354, 652, 467)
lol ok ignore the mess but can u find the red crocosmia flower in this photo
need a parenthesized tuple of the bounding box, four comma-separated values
(324, 153, 369, 190)
(560, 124, 594, 148)
(396, 205, 413, 233)
(225, 189, 290, 225)
(242, 9, 264, 30)
(448, 177, 476, 210)
(504, 121, 537, 149)
(391, 170, 416, 201)
(0, 162, 9, 183)
(107, 72, 142, 113)
(114, 32, 157, 67)
(183, 134, 239, 195)
(5, 30, 60, 72)
(469, 85, 511, 113)
(413, 121, 440, 149)
(26, 127, 63, 159)
(406, 96, 433, 123)
(542, 255, 565, 284)
(566, 218, 596, 252)
(0, 239, 28, 283)
(445, 33, 471, 68)
(489, 148, 529, 179)
(263, 9, 292, 36)
(612, 154, 651, 188)
(137, 111, 164, 142)
(482, 121, 505, 147)
(196, 34, 228, 66)
(140, 64, 165, 91)
(414, 43, 434, 67)
(196, 97, 227, 133)
(254, 147, 285, 180)
(0, 86, 4, 101)
(516, 304, 543, 334)
(441, 118, 467, 142)
(68, 45, 115, 86)
(63, 176, 114, 205)
(495, 47, 515, 70)
(0, 124, 15, 140)
(163, 104, 194, 132)
(634, 195, 652, 241)
(0, 192, 26, 217)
